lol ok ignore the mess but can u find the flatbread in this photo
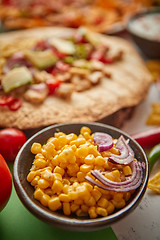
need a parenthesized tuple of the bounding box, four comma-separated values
(0, 27, 152, 130)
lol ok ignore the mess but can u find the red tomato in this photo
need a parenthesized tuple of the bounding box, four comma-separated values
(0, 128, 27, 161)
(46, 78, 61, 95)
(0, 154, 12, 211)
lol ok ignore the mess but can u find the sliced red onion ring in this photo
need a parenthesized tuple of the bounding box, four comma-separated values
(108, 135, 134, 165)
(85, 161, 144, 192)
(94, 132, 113, 152)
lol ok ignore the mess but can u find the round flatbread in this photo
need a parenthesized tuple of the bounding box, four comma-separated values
(0, 27, 152, 130)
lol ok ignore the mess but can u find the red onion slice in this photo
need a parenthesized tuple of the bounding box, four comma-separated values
(94, 132, 113, 152)
(85, 161, 144, 192)
(108, 135, 134, 165)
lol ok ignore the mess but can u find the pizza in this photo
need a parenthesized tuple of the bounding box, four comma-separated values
(0, 27, 152, 130)
(0, 0, 143, 33)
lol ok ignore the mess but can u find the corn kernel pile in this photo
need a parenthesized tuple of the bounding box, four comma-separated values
(27, 126, 134, 218)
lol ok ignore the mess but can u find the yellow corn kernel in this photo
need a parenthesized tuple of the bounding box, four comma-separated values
(70, 144, 77, 152)
(113, 192, 123, 202)
(80, 164, 93, 173)
(105, 173, 117, 182)
(97, 197, 109, 208)
(77, 185, 91, 201)
(84, 196, 96, 207)
(70, 203, 79, 212)
(54, 166, 65, 176)
(41, 142, 56, 159)
(74, 198, 83, 205)
(81, 204, 89, 213)
(101, 151, 112, 158)
(52, 179, 63, 194)
(38, 178, 50, 189)
(66, 133, 77, 142)
(77, 171, 86, 182)
(62, 178, 70, 186)
(70, 138, 86, 147)
(47, 137, 59, 149)
(124, 192, 131, 202)
(54, 132, 65, 138)
(63, 185, 70, 194)
(40, 193, 50, 207)
(123, 166, 132, 176)
(35, 153, 45, 159)
(33, 158, 47, 169)
(75, 146, 89, 158)
(110, 146, 120, 155)
(27, 171, 37, 182)
(44, 188, 53, 196)
(80, 126, 91, 135)
(31, 175, 40, 186)
(83, 182, 93, 192)
(70, 177, 78, 183)
(41, 169, 53, 181)
(112, 170, 121, 180)
(94, 156, 105, 166)
(57, 135, 68, 149)
(31, 143, 42, 154)
(51, 155, 59, 166)
(88, 206, 97, 219)
(48, 197, 62, 211)
(91, 188, 102, 201)
(76, 209, 88, 217)
(34, 187, 44, 201)
(83, 131, 91, 140)
(88, 145, 100, 157)
(84, 154, 95, 165)
(67, 163, 79, 176)
(107, 201, 115, 214)
(112, 199, 126, 209)
(59, 193, 71, 202)
(68, 191, 78, 201)
(96, 207, 108, 217)
(63, 202, 71, 216)
(52, 173, 62, 182)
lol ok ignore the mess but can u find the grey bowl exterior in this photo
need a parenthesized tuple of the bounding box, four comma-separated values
(127, 8, 160, 59)
(13, 122, 149, 231)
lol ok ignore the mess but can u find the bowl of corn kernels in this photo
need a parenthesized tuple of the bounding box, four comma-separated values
(13, 122, 149, 231)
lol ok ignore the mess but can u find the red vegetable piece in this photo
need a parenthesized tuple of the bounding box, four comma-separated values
(132, 127, 160, 149)
(94, 132, 113, 152)
(0, 154, 12, 211)
(0, 95, 15, 106)
(8, 98, 22, 111)
(0, 128, 26, 161)
(46, 78, 61, 95)
(89, 50, 113, 64)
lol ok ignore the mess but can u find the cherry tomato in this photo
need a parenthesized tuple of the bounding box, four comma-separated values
(0, 128, 27, 161)
(46, 78, 61, 95)
(0, 95, 15, 106)
(8, 98, 22, 111)
(0, 154, 12, 211)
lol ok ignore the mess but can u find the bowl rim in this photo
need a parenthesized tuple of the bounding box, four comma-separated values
(13, 122, 149, 231)
(127, 7, 160, 42)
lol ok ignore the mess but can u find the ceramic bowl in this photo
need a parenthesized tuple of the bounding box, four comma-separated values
(13, 122, 149, 231)
(127, 8, 160, 59)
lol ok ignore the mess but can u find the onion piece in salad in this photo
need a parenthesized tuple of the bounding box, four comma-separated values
(108, 135, 134, 165)
(85, 161, 144, 192)
(94, 132, 113, 152)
